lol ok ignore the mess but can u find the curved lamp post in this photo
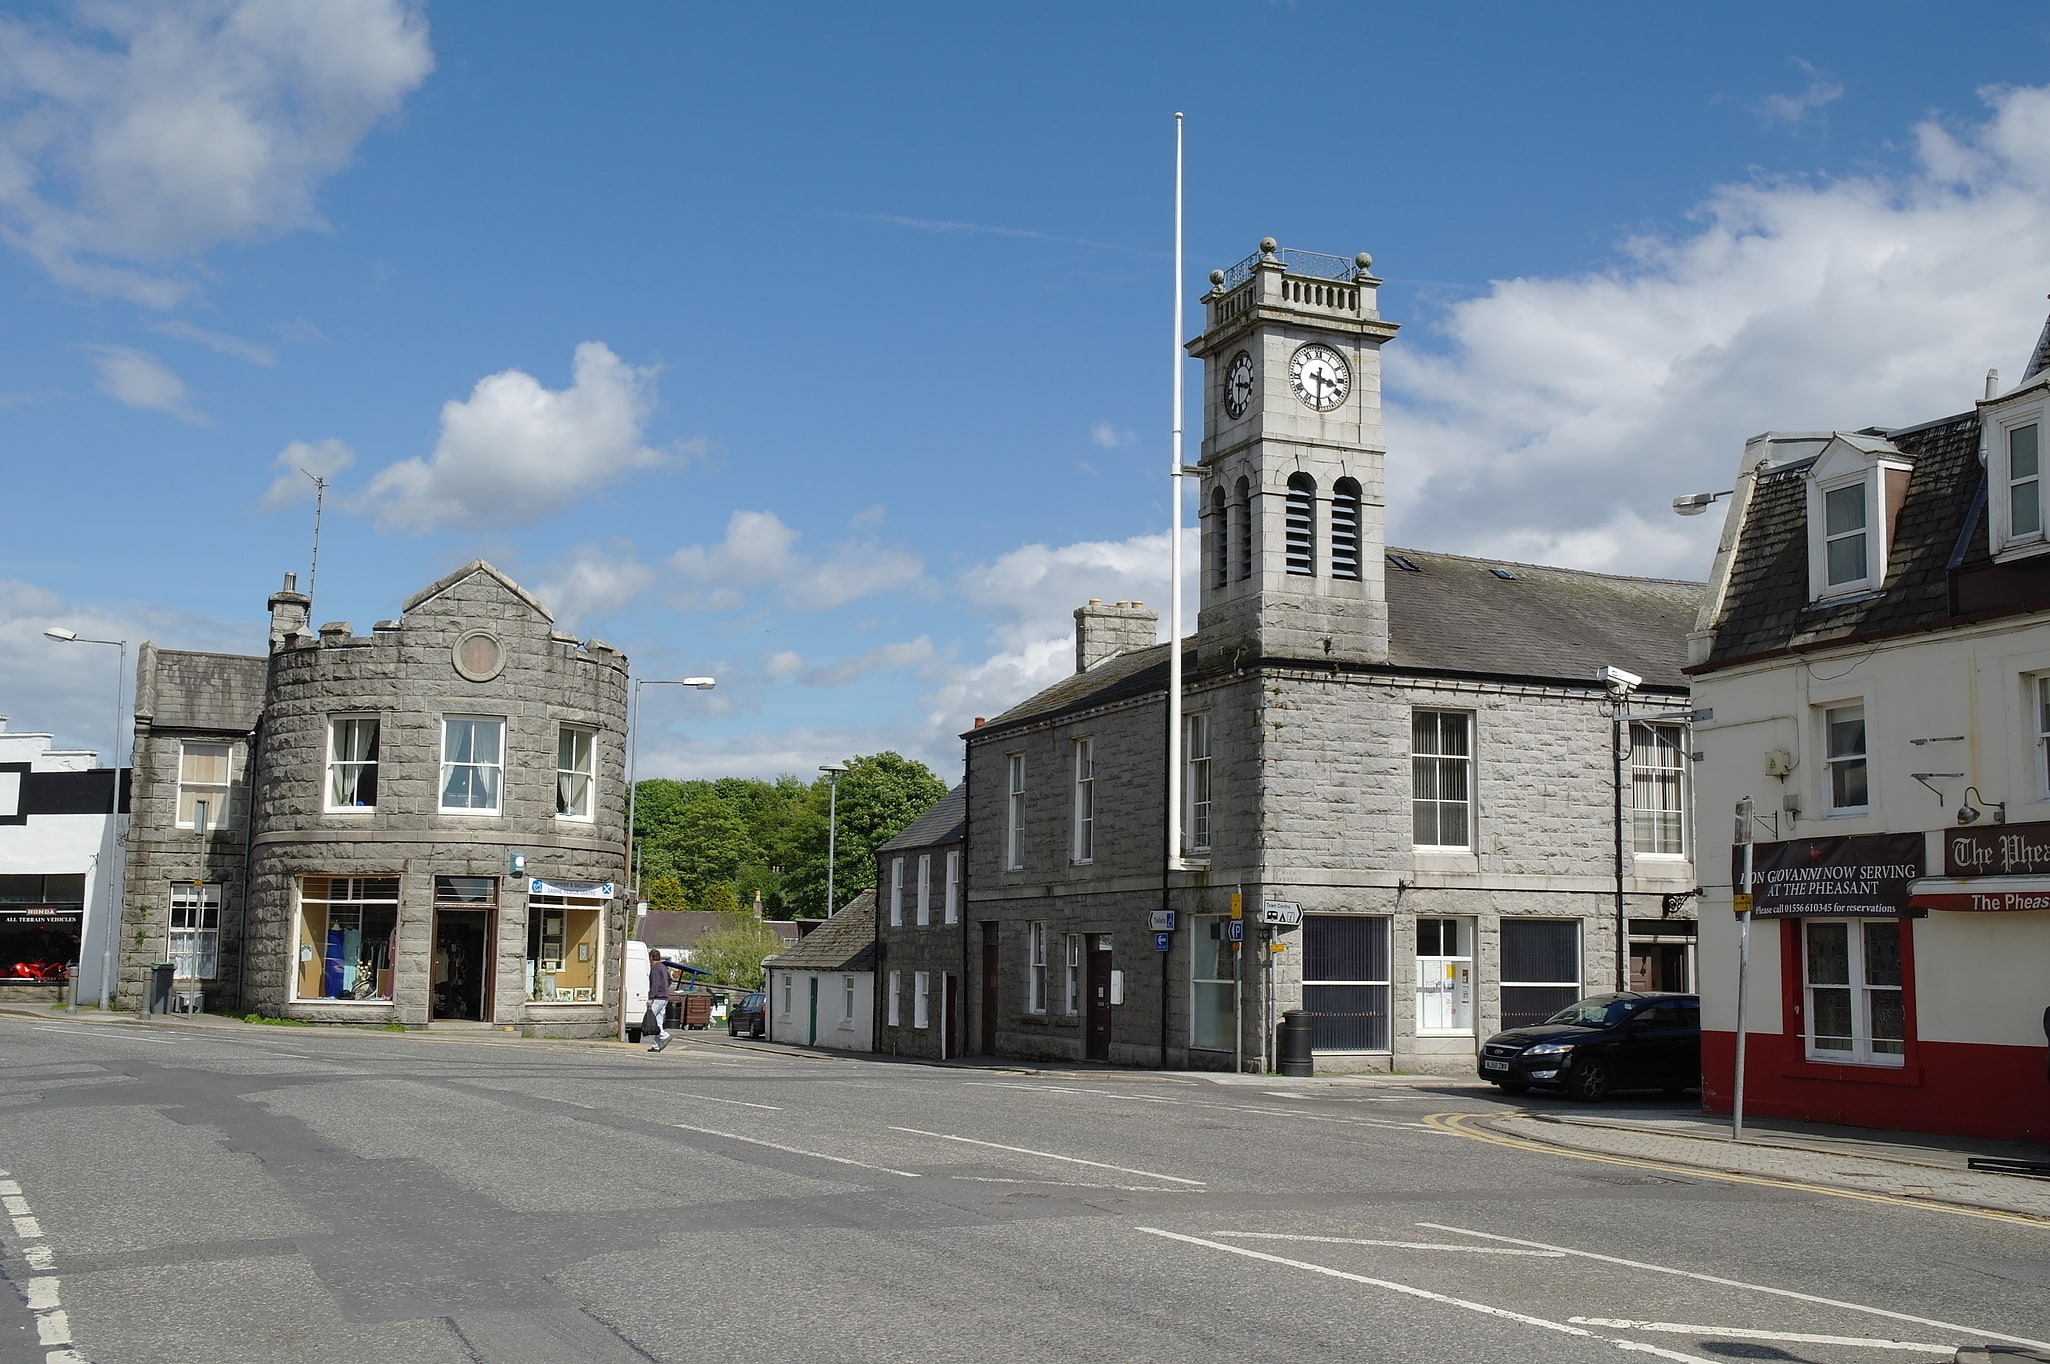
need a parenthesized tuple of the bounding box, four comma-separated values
(624, 676, 717, 907)
(819, 764, 846, 916)
(42, 627, 127, 1009)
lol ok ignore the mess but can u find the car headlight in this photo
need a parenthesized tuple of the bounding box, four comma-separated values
(1522, 1042, 1574, 1057)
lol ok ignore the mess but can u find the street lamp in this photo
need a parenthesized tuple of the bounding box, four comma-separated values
(819, 763, 846, 916)
(43, 627, 127, 1010)
(1671, 489, 1734, 517)
(624, 676, 718, 907)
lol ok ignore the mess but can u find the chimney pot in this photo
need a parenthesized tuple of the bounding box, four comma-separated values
(973, 717, 986, 728)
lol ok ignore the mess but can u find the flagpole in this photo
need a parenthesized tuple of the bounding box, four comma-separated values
(1167, 112, 1186, 875)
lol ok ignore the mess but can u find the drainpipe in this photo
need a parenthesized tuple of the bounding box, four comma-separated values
(235, 717, 262, 1012)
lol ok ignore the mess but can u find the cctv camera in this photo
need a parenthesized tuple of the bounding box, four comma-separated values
(1596, 665, 1642, 692)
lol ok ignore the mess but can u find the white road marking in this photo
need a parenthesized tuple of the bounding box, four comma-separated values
(29, 1025, 176, 1045)
(1569, 1318, 1953, 1352)
(950, 1176, 1187, 1192)
(0, 1180, 18, 1195)
(668, 1091, 782, 1111)
(889, 1128, 1205, 1186)
(25, 1245, 54, 1270)
(12, 1215, 42, 1238)
(963, 1081, 1432, 1132)
(671, 1121, 920, 1177)
(4, 1195, 32, 1215)
(0, 1174, 78, 1359)
(24, 1278, 59, 1311)
(1216, 1232, 1565, 1257)
(1419, 1223, 2050, 1352)
(1135, 1227, 1718, 1363)
(35, 1310, 71, 1346)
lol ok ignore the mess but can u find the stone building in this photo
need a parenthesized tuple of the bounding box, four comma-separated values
(119, 561, 630, 1036)
(872, 783, 965, 1059)
(962, 240, 1702, 1073)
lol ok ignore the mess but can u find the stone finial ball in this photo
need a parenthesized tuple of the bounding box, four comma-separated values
(1209, 269, 1225, 285)
(1356, 252, 1374, 271)
(1259, 237, 1278, 254)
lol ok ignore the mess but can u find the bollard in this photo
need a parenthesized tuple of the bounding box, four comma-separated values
(1277, 1009, 1314, 1077)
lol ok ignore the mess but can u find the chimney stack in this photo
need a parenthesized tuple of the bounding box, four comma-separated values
(268, 571, 312, 651)
(1074, 599, 1159, 673)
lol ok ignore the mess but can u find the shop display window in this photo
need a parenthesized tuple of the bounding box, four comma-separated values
(296, 875, 398, 1001)
(527, 895, 602, 1002)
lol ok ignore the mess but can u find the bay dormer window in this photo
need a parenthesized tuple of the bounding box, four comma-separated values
(1988, 396, 2047, 558)
(1803, 434, 1912, 603)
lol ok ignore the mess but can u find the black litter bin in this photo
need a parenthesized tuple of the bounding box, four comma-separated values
(146, 963, 175, 1015)
(1277, 1009, 1314, 1077)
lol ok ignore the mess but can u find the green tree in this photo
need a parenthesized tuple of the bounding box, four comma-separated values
(646, 875, 687, 914)
(781, 752, 948, 916)
(692, 917, 787, 991)
(701, 882, 741, 916)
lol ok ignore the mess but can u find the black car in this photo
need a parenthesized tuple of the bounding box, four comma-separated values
(727, 991, 766, 1039)
(1477, 992, 1700, 1101)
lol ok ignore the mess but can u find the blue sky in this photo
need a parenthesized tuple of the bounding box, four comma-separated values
(5, 2, 2050, 782)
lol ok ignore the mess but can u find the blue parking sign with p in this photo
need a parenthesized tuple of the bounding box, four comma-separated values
(1228, 920, 1244, 942)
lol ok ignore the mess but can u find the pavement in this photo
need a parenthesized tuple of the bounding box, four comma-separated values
(11, 1000, 2050, 1227)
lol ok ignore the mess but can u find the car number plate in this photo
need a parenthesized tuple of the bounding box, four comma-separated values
(1482, 1058, 1509, 1071)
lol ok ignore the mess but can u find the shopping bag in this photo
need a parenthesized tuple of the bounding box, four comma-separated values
(639, 1007, 659, 1036)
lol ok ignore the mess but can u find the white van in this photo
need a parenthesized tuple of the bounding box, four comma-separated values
(621, 939, 651, 1043)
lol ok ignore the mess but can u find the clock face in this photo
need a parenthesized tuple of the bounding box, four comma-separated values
(1223, 350, 1255, 419)
(1288, 344, 1351, 412)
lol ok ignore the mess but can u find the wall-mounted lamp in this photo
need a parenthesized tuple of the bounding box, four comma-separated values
(1956, 786, 2007, 826)
(1672, 489, 1735, 517)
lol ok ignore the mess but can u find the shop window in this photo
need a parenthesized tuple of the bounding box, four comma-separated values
(0, 877, 85, 983)
(1803, 919, 1904, 1066)
(170, 883, 221, 980)
(1191, 916, 1240, 1051)
(296, 876, 398, 1001)
(1303, 916, 1390, 1052)
(914, 970, 931, 1029)
(916, 854, 931, 926)
(326, 717, 379, 812)
(1185, 713, 1212, 854)
(1411, 711, 1473, 850)
(555, 725, 595, 821)
(177, 741, 234, 830)
(944, 850, 961, 925)
(440, 717, 504, 814)
(1501, 919, 1580, 1030)
(1028, 920, 1048, 1013)
(1629, 722, 1686, 856)
(1415, 916, 1474, 1034)
(527, 894, 602, 1002)
(1823, 703, 1868, 813)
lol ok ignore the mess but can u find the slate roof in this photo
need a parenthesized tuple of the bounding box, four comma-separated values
(877, 783, 967, 853)
(1702, 413, 1986, 667)
(763, 890, 876, 972)
(142, 649, 267, 734)
(971, 549, 1701, 738)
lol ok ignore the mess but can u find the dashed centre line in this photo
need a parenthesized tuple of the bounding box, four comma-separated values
(0, 1165, 86, 1362)
(670, 1121, 920, 1178)
(889, 1128, 1204, 1186)
(1567, 1318, 1953, 1353)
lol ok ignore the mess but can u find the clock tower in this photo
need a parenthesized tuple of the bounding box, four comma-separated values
(1189, 238, 1399, 667)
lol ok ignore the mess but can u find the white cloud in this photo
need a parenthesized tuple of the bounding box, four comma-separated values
(1757, 60, 1844, 126)
(261, 437, 356, 510)
(666, 509, 926, 613)
(82, 344, 201, 421)
(798, 637, 937, 688)
(150, 319, 276, 366)
(1091, 422, 1137, 448)
(362, 342, 684, 532)
(0, 0, 433, 307)
(763, 650, 806, 681)
(533, 541, 656, 625)
(1381, 82, 2050, 579)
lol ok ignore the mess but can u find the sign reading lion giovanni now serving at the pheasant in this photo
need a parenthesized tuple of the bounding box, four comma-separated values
(1733, 834, 1926, 918)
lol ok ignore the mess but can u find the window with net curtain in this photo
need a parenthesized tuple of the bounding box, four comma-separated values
(1630, 722, 1686, 855)
(556, 724, 595, 820)
(441, 717, 503, 813)
(327, 716, 379, 811)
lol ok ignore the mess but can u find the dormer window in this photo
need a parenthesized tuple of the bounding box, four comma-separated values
(2011, 423, 2041, 537)
(1802, 434, 1911, 603)
(1988, 396, 2046, 557)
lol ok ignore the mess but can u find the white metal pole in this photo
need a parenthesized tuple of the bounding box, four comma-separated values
(825, 773, 839, 916)
(1732, 798, 1754, 1143)
(1166, 111, 1185, 873)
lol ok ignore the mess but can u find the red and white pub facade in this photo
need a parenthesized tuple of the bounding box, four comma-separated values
(1687, 341, 2050, 1143)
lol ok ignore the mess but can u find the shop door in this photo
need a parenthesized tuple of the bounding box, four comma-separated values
(1085, 944, 1113, 1061)
(431, 910, 490, 1021)
(980, 924, 999, 1054)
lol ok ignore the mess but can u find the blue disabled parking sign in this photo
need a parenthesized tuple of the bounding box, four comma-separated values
(1153, 932, 1172, 952)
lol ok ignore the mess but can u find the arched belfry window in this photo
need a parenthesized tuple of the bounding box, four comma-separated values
(1234, 477, 1253, 581)
(1210, 487, 1229, 589)
(1332, 478, 1362, 581)
(1285, 473, 1316, 576)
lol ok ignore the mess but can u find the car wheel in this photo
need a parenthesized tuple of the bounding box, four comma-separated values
(752, 1023, 764, 1039)
(1567, 1057, 1610, 1102)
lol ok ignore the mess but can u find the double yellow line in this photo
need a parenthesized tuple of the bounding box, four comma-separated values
(1425, 1111, 2050, 1230)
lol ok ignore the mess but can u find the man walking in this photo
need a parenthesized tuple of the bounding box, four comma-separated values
(647, 949, 674, 1052)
